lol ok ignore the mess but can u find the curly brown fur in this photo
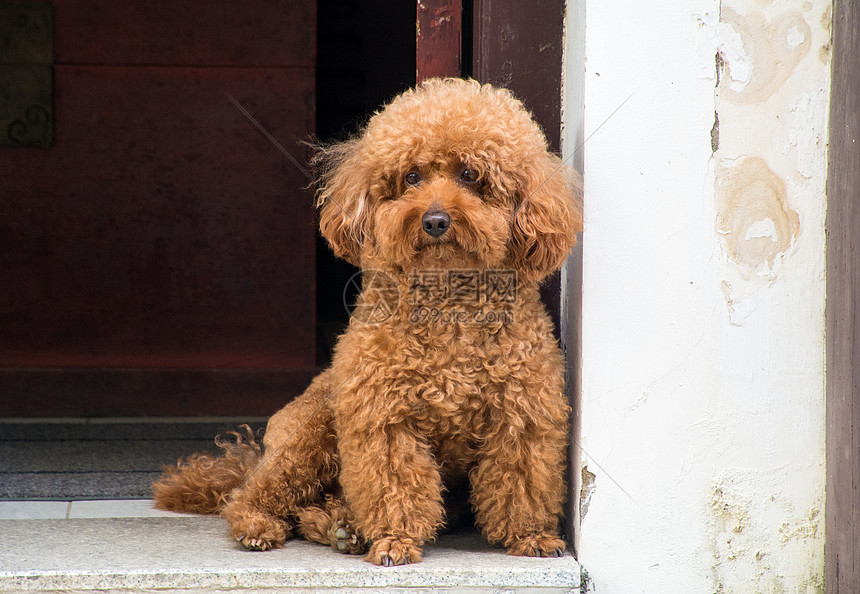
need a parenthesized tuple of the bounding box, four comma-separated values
(152, 78, 582, 565)
(153, 425, 261, 515)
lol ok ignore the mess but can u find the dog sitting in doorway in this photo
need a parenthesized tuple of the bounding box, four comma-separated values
(153, 77, 582, 566)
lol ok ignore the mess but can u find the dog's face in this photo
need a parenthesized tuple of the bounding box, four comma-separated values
(315, 78, 582, 281)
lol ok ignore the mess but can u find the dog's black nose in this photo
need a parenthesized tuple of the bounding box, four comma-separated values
(422, 210, 451, 237)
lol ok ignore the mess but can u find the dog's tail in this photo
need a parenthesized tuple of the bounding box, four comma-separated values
(152, 424, 262, 514)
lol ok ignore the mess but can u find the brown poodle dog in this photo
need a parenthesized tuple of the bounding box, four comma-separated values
(153, 77, 583, 566)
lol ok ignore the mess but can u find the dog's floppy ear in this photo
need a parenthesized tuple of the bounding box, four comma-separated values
(507, 154, 583, 281)
(313, 139, 370, 267)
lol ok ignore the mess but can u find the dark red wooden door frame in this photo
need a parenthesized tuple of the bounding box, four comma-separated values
(416, 0, 564, 151)
(416, 0, 462, 81)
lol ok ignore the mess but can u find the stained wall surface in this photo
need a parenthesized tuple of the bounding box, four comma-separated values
(564, 1, 829, 591)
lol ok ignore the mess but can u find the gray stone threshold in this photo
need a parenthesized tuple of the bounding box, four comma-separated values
(0, 516, 581, 593)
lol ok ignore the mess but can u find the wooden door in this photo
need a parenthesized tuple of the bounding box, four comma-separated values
(0, 1, 318, 416)
(826, 2, 860, 591)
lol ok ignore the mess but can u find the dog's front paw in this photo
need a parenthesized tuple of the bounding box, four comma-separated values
(328, 518, 367, 554)
(228, 509, 292, 552)
(237, 535, 280, 551)
(366, 536, 422, 566)
(507, 533, 566, 558)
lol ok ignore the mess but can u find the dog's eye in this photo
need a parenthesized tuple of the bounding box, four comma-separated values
(460, 168, 479, 184)
(405, 171, 422, 186)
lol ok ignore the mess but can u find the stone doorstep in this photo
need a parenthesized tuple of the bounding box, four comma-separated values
(0, 516, 581, 593)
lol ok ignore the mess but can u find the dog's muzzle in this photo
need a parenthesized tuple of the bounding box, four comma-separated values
(422, 209, 451, 238)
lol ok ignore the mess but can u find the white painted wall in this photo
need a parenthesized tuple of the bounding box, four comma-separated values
(563, 1, 830, 591)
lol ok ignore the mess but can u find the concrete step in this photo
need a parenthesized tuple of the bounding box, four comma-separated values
(0, 515, 581, 593)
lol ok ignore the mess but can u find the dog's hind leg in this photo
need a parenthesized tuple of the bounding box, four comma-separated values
(297, 496, 366, 554)
(224, 370, 341, 551)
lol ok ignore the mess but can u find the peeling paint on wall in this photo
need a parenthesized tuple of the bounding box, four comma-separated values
(778, 507, 820, 545)
(717, 7, 811, 104)
(712, 2, 828, 326)
(710, 480, 752, 561)
(709, 476, 825, 594)
(715, 156, 799, 278)
(710, 110, 720, 152)
(818, 4, 832, 63)
(579, 465, 596, 521)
